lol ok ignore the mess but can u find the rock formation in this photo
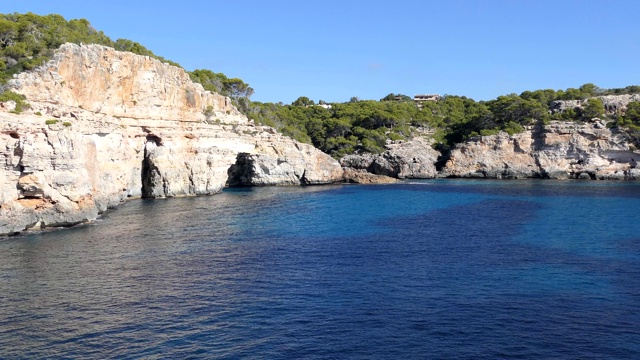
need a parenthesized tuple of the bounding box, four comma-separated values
(340, 137, 440, 179)
(227, 141, 344, 186)
(441, 121, 640, 180)
(0, 43, 342, 235)
(550, 94, 640, 115)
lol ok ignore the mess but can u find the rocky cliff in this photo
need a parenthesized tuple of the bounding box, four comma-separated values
(441, 121, 640, 180)
(0, 43, 342, 235)
(338, 119, 640, 181)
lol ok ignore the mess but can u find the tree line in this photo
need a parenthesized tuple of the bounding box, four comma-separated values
(246, 84, 640, 158)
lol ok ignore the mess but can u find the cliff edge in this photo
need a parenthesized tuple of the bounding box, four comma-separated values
(0, 43, 342, 235)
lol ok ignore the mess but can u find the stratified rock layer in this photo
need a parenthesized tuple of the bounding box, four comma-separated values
(441, 122, 640, 179)
(0, 44, 342, 235)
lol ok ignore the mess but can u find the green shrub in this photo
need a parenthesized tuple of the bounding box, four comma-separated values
(0, 90, 30, 113)
(62, 121, 72, 127)
(45, 119, 58, 125)
(388, 132, 405, 141)
(480, 128, 500, 136)
(503, 121, 525, 135)
(203, 105, 214, 118)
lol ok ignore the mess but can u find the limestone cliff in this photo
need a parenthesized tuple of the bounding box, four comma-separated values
(441, 121, 640, 180)
(0, 43, 342, 235)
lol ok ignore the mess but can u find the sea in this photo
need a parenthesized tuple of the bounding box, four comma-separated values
(1, 179, 639, 359)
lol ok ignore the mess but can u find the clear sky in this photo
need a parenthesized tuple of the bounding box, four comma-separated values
(2, 0, 639, 104)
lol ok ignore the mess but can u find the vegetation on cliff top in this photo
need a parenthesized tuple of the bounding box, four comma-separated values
(0, 12, 252, 100)
(0, 13, 176, 84)
(246, 84, 640, 157)
(1, 12, 639, 156)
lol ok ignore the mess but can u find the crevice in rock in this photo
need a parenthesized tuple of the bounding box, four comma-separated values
(141, 136, 162, 198)
(531, 121, 546, 151)
(532, 153, 548, 179)
(513, 139, 527, 154)
(187, 171, 196, 193)
(13, 143, 24, 173)
(140, 147, 154, 198)
(299, 170, 308, 185)
(43, 131, 55, 149)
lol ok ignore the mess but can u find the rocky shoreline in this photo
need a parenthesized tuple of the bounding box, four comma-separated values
(440, 121, 640, 180)
(340, 118, 640, 182)
(1, 44, 639, 236)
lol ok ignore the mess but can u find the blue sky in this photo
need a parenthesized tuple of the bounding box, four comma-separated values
(2, 0, 639, 104)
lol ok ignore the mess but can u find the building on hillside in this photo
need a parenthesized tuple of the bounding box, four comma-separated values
(414, 94, 440, 103)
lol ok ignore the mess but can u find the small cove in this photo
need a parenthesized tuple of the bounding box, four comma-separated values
(1, 179, 639, 358)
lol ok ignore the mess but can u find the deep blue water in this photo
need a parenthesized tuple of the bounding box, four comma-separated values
(1, 179, 640, 359)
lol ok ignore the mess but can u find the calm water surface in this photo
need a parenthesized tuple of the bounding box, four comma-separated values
(1, 180, 639, 359)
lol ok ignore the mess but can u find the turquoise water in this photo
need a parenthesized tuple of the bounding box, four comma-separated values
(0, 180, 639, 358)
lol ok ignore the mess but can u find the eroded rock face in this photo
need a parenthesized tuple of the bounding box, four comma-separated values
(1, 125, 110, 234)
(340, 138, 440, 179)
(0, 44, 342, 235)
(441, 122, 640, 180)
